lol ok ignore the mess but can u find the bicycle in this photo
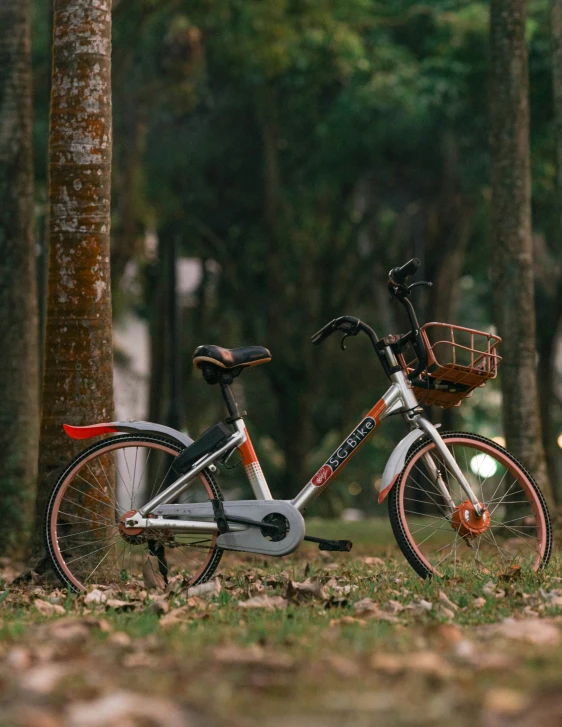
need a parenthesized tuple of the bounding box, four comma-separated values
(46, 259, 552, 591)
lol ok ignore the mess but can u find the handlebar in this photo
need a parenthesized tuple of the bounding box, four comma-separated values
(389, 258, 421, 287)
(311, 260, 431, 384)
(311, 316, 361, 345)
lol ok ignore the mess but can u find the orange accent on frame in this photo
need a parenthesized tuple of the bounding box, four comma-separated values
(367, 398, 387, 423)
(238, 428, 258, 466)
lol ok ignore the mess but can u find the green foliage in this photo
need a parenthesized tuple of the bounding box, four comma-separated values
(29, 0, 562, 504)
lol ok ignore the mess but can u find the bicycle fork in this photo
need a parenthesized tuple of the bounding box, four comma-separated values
(414, 417, 484, 518)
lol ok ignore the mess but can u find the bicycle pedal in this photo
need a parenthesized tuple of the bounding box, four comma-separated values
(304, 536, 353, 552)
(319, 539, 353, 552)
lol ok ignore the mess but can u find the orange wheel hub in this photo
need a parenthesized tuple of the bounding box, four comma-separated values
(118, 509, 143, 538)
(451, 499, 490, 538)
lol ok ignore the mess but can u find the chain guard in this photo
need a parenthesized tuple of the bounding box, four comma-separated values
(152, 500, 305, 556)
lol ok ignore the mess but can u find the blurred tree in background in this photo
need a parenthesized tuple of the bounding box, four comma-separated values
(23, 0, 562, 511)
(0, 0, 40, 550)
(490, 0, 551, 502)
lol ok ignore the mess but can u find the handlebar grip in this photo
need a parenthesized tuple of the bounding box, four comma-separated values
(311, 319, 338, 345)
(311, 316, 360, 345)
(389, 258, 421, 286)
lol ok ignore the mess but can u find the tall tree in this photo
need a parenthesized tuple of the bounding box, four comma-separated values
(0, 0, 40, 551)
(29, 0, 114, 570)
(489, 0, 552, 501)
(536, 0, 562, 504)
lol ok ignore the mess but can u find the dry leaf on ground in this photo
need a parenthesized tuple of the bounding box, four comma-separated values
(34, 599, 65, 616)
(65, 690, 187, 727)
(286, 579, 328, 603)
(213, 643, 294, 669)
(492, 618, 560, 646)
(238, 595, 288, 610)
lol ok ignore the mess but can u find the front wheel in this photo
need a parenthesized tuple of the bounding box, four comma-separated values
(388, 432, 552, 579)
(46, 435, 224, 592)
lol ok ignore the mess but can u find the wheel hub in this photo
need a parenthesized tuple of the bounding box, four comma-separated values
(118, 510, 146, 543)
(451, 499, 490, 538)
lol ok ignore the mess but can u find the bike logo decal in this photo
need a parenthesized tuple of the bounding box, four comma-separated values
(311, 416, 376, 487)
(312, 465, 332, 487)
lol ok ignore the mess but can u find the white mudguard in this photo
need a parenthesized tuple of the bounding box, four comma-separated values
(378, 428, 425, 504)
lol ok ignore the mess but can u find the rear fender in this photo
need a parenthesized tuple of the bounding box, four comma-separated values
(378, 428, 425, 504)
(63, 421, 193, 450)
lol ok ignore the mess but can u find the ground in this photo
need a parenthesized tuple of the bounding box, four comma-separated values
(1, 519, 562, 727)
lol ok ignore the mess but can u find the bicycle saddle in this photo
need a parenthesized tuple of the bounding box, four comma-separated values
(192, 344, 271, 370)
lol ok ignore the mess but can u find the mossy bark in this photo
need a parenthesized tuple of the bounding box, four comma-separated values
(30, 0, 114, 570)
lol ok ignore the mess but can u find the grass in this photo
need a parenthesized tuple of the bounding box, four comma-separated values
(0, 519, 561, 726)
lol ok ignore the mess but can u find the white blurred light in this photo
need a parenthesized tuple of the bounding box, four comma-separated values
(470, 453, 498, 479)
(557, 434, 562, 450)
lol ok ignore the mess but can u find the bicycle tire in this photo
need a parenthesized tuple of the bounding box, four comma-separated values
(45, 434, 224, 592)
(388, 432, 552, 579)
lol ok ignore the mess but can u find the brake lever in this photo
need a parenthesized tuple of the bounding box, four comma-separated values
(341, 333, 350, 351)
(408, 281, 432, 291)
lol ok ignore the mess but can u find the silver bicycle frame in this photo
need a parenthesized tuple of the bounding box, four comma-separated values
(129, 361, 482, 533)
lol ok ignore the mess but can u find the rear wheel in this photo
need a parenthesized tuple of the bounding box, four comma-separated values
(46, 435, 223, 592)
(388, 432, 552, 579)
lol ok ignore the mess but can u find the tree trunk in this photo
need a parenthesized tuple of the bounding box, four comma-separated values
(544, 0, 562, 504)
(0, 0, 40, 552)
(489, 0, 552, 502)
(29, 0, 114, 571)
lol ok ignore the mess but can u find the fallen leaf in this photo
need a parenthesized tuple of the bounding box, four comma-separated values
(286, 579, 328, 602)
(371, 650, 451, 679)
(324, 654, 360, 677)
(438, 590, 458, 611)
(33, 599, 65, 616)
(160, 606, 189, 628)
(329, 616, 366, 627)
(363, 557, 385, 567)
(353, 599, 399, 622)
(107, 631, 132, 648)
(21, 664, 68, 694)
(493, 618, 560, 646)
(84, 588, 107, 606)
(238, 595, 288, 610)
(213, 643, 293, 669)
(106, 599, 138, 612)
(187, 578, 221, 599)
(483, 687, 529, 715)
(65, 690, 187, 727)
(370, 653, 404, 675)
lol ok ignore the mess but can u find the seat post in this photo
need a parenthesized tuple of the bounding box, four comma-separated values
(220, 382, 242, 421)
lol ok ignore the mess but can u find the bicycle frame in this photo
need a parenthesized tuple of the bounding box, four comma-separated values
(126, 358, 482, 535)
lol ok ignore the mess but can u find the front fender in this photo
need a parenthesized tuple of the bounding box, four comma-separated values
(63, 421, 193, 450)
(378, 428, 425, 504)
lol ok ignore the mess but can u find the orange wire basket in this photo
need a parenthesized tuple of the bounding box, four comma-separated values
(399, 323, 502, 409)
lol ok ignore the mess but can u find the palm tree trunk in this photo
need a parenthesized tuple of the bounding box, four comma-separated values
(0, 0, 40, 552)
(29, 0, 114, 572)
(489, 0, 553, 503)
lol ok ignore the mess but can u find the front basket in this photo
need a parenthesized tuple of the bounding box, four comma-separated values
(400, 323, 502, 409)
